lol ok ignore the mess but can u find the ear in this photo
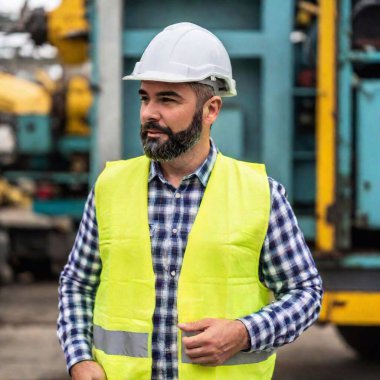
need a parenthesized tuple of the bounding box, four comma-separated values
(203, 96, 222, 126)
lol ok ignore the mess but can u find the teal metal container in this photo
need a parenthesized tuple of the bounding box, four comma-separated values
(16, 115, 52, 154)
(33, 199, 86, 220)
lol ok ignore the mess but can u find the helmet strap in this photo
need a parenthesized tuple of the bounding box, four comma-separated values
(198, 77, 228, 95)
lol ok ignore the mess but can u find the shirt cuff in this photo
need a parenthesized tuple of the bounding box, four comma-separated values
(238, 312, 275, 353)
(64, 342, 94, 373)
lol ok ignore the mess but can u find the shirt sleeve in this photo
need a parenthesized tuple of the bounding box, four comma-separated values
(239, 178, 323, 352)
(57, 188, 101, 371)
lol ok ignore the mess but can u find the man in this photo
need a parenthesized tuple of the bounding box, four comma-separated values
(58, 22, 322, 380)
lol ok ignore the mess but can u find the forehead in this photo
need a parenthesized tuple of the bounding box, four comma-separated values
(140, 81, 196, 99)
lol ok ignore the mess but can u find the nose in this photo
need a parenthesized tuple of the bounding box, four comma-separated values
(140, 101, 161, 124)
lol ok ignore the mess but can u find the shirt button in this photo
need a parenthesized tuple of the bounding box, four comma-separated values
(170, 270, 176, 277)
(172, 228, 178, 234)
(175, 193, 181, 199)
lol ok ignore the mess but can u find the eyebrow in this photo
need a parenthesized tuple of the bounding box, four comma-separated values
(138, 89, 184, 99)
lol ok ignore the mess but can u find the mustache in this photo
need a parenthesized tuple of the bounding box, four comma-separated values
(141, 121, 174, 137)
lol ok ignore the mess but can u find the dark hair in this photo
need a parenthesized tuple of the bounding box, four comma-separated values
(188, 82, 215, 109)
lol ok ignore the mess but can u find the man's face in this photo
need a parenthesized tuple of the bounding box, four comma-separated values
(139, 81, 203, 161)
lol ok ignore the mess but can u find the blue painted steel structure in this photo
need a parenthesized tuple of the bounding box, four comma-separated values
(317, 3, 380, 352)
(87, 0, 100, 187)
(33, 199, 87, 219)
(336, 0, 380, 249)
(317, 0, 380, 265)
(337, 0, 354, 250)
(343, 254, 380, 269)
(348, 51, 380, 63)
(356, 81, 380, 229)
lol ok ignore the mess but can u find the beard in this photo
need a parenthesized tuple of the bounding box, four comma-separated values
(140, 107, 203, 162)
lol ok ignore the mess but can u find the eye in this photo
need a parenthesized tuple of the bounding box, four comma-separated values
(140, 95, 149, 103)
(160, 97, 176, 103)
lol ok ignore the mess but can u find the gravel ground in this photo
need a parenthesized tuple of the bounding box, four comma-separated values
(1, 282, 380, 380)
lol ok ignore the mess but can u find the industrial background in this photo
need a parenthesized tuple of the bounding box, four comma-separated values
(0, 0, 380, 379)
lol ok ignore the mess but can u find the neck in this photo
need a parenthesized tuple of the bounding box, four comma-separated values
(159, 139, 210, 188)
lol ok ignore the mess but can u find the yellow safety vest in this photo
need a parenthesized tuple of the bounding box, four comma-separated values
(93, 153, 276, 380)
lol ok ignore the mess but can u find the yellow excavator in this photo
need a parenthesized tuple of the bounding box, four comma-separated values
(0, 0, 93, 282)
(10, 0, 89, 65)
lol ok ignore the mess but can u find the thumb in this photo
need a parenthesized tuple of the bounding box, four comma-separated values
(178, 318, 212, 332)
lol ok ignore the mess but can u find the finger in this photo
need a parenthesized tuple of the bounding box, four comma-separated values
(178, 318, 213, 332)
(182, 333, 205, 349)
(188, 354, 220, 366)
(185, 346, 205, 359)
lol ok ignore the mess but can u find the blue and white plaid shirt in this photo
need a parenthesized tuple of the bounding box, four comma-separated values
(58, 141, 322, 379)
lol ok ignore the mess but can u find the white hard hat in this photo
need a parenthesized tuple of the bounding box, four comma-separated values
(123, 22, 237, 97)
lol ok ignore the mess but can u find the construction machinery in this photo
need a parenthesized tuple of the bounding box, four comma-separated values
(315, 0, 380, 360)
(0, 69, 93, 281)
(10, 0, 89, 65)
(0, 0, 93, 281)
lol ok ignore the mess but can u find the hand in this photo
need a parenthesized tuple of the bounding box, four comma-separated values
(70, 360, 107, 380)
(179, 318, 250, 366)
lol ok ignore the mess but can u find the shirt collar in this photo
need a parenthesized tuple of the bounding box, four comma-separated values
(148, 139, 218, 187)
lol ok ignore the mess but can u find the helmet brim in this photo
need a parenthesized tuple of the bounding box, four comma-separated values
(122, 72, 237, 97)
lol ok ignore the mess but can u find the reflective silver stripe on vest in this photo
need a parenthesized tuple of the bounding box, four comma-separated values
(93, 325, 274, 364)
(181, 340, 275, 365)
(93, 325, 149, 357)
